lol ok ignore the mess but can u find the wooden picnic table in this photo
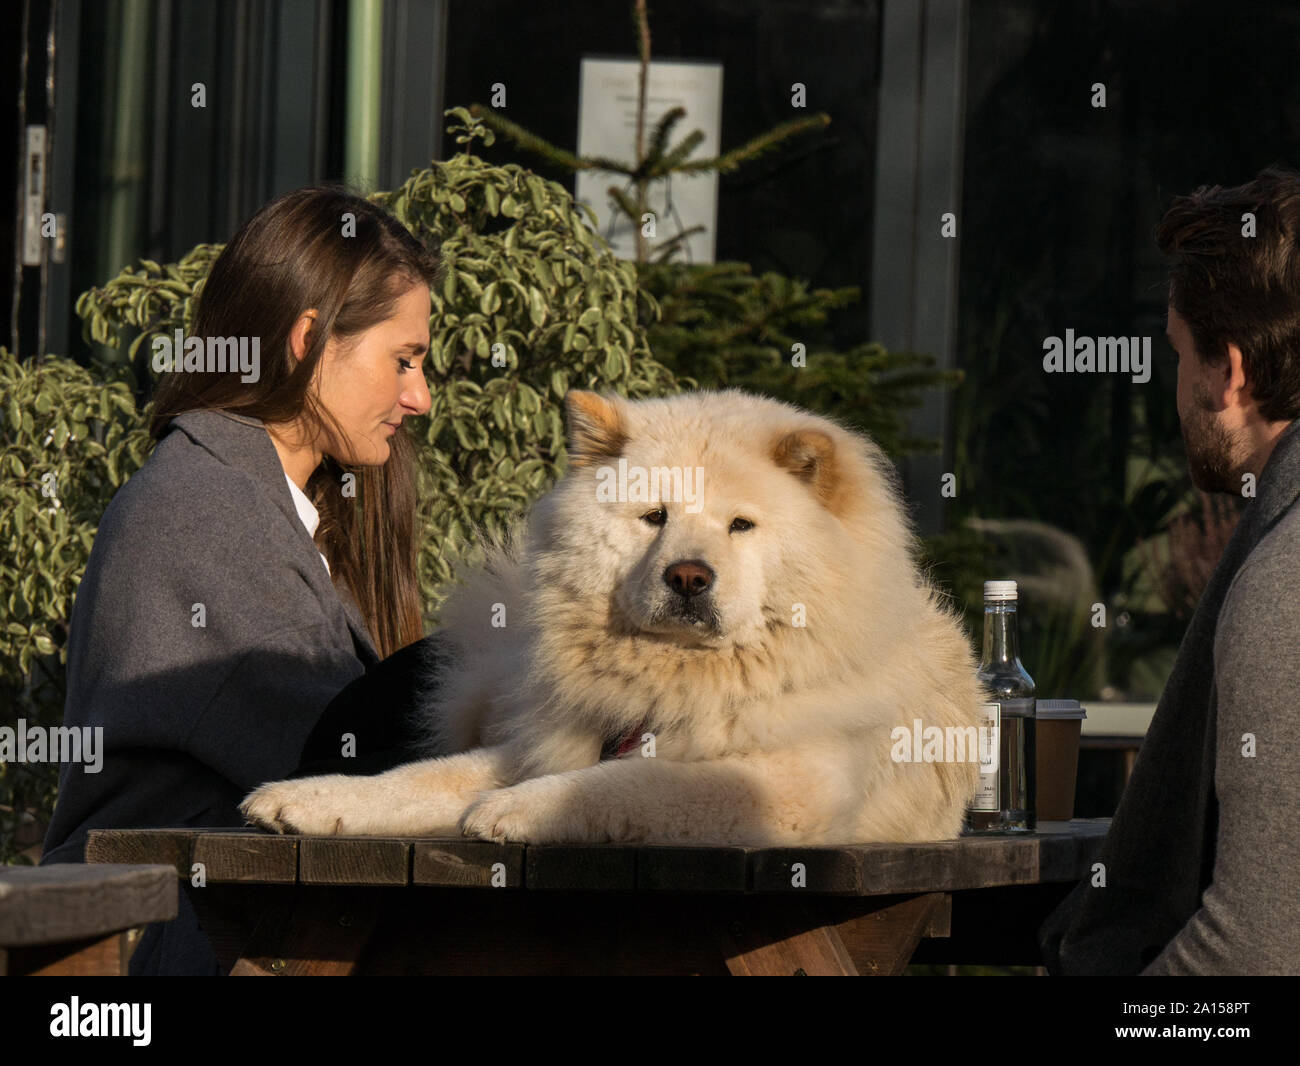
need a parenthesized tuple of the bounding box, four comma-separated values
(85, 819, 1109, 975)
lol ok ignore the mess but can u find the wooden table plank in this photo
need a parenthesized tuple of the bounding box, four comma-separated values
(411, 840, 524, 887)
(750, 848, 867, 894)
(637, 845, 751, 892)
(1034, 820, 1113, 881)
(190, 830, 297, 884)
(750, 820, 1109, 895)
(85, 829, 196, 876)
(0, 864, 178, 947)
(299, 838, 410, 885)
(526, 844, 639, 891)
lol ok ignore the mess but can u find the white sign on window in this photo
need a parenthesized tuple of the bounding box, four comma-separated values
(575, 57, 724, 264)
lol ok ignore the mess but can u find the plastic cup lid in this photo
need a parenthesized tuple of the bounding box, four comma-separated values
(1036, 699, 1087, 719)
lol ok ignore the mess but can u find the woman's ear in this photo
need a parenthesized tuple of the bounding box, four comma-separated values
(289, 309, 320, 364)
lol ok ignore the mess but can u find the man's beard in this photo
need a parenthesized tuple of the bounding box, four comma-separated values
(1182, 383, 1245, 494)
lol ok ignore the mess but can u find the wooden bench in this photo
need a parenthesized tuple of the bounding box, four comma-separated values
(0, 863, 178, 976)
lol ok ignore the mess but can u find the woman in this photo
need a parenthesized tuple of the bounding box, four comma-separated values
(40, 186, 444, 974)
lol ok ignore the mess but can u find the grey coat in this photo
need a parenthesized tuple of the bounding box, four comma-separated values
(41, 407, 382, 868)
(38, 408, 402, 973)
(1040, 415, 1300, 974)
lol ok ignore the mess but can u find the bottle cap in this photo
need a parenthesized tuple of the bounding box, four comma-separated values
(983, 580, 1018, 601)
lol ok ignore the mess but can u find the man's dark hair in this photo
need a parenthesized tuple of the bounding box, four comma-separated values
(1155, 165, 1300, 422)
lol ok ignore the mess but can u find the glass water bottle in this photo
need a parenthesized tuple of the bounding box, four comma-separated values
(965, 580, 1036, 833)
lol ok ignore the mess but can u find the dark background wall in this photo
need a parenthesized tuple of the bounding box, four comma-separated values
(442, 0, 882, 351)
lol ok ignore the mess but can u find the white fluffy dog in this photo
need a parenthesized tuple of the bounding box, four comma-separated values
(241, 389, 986, 845)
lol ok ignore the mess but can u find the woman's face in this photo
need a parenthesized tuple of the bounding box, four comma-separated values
(314, 282, 432, 466)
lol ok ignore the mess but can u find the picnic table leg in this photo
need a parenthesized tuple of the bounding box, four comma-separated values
(708, 894, 950, 976)
(710, 896, 860, 976)
(824, 892, 952, 975)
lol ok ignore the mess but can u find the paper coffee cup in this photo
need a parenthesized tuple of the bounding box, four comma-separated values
(1036, 699, 1086, 821)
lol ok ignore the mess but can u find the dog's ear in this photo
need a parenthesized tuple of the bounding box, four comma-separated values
(564, 390, 628, 468)
(772, 428, 847, 513)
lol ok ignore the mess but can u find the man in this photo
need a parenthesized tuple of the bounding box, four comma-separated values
(1040, 166, 1300, 975)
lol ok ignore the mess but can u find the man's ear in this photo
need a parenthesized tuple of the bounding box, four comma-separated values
(564, 390, 628, 468)
(772, 427, 847, 513)
(1222, 341, 1252, 409)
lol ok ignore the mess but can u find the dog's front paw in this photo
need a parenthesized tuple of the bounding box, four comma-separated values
(458, 787, 539, 843)
(459, 777, 589, 844)
(239, 775, 356, 835)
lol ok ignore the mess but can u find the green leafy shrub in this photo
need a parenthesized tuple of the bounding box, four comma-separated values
(75, 243, 221, 373)
(0, 348, 150, 862)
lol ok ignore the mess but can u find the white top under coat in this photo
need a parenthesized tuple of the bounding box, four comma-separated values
(284, 472, 331, 576)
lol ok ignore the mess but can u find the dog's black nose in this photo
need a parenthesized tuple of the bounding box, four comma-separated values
(663, 560, 714, 597)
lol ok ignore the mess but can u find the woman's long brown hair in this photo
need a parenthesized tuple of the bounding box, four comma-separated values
(147, 186, 440, 658)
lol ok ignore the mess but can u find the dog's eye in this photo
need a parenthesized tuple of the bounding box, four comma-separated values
(642, 509, 667, 526)
(730, 517, 754, 533)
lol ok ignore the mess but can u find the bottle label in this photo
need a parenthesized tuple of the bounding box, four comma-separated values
(969, 702, 1000, 811)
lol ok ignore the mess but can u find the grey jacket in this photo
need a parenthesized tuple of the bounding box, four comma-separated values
(41, 407, 380, 868)
(1040, 415, 1300, 974)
